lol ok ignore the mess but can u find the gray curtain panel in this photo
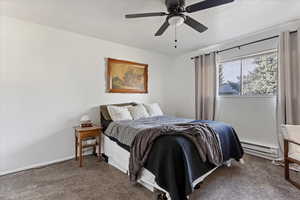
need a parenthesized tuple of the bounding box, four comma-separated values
(278, 30, 300, 125)
(194, 53, 216, 120)
(276, 30, 300, 165)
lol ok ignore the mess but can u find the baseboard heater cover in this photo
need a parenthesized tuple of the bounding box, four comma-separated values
(241, 141, 278, 160)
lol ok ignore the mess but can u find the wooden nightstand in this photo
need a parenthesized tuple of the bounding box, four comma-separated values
(74, 125, 102, 167)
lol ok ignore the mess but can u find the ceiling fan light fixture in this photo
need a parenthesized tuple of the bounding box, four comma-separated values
(168, 16, 185, 27)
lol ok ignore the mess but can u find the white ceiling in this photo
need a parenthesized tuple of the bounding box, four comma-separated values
(1, 0, 300, 55)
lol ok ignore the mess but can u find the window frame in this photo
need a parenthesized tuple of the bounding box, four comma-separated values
(217, 49, 278, 98)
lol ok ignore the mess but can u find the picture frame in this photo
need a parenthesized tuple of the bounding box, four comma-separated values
(107, 58, 148, 93)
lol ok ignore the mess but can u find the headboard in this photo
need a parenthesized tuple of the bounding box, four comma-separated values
(99, 102, 137, 130)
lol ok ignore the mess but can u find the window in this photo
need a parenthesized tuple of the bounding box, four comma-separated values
(218, 51, 278, 96)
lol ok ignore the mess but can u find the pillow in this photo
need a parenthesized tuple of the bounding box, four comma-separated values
(143, 103, 163, 117)
(100, 102, 137, 120)
(107, 105, 133, 121)
(128, 104, 149, 120)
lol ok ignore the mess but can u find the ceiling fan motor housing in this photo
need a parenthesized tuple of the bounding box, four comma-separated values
(165, 0, 185, 13)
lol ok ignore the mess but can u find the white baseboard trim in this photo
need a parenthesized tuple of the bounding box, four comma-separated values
(0, 152, 93, 177)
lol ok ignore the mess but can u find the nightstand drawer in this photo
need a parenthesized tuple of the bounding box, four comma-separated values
(78, 130, 100, 139)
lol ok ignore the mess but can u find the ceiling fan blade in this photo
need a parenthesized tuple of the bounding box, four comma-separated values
(186, 0, 234, 13)
(184, 16, 208, 33)
(155, 20, 169, 36)
(125, 12, 167, 18)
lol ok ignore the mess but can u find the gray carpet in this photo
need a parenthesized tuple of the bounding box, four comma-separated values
(0, 155, 299, 200)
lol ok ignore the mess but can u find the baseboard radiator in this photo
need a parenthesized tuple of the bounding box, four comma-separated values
(241, 141, 278, 160)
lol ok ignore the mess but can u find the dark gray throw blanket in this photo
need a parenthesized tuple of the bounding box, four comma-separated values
(129, 123, 223, 182)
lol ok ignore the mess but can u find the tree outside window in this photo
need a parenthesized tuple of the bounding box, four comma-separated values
(218, 51, 277, 96)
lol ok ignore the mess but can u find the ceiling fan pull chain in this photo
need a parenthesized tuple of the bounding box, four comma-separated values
(174, 25, 178, 48)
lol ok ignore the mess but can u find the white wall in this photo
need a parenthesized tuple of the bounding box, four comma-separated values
(0, 16, 5, 173)
(166, 20, 300, 149)
(0, 16, 172, 175)
(215, 97, 277, 147)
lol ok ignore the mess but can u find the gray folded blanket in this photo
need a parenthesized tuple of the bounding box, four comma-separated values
(129, 123, 223, 182)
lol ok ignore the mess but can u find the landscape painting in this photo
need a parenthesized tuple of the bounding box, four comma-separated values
(107, 58, 148, 93)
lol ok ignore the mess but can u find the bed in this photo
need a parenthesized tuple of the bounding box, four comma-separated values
(100, 103, 244, 200)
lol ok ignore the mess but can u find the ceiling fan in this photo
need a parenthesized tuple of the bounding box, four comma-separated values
(125, 0, 234, 36)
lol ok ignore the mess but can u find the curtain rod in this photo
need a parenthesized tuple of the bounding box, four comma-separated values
(190, 30, 298, 60)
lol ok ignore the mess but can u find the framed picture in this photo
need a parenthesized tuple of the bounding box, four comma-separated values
(107, 58, 148, 93)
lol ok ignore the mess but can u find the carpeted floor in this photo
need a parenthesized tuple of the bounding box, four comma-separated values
(0, 155, 299, 200)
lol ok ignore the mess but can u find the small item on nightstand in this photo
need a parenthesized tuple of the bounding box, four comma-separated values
(80, 115, 93, 127)
(80, 122, 93, 128)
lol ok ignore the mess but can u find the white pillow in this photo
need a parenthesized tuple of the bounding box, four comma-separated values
(107, 106, 133, 121)
(128, 104, 149, 120)
(143, 103, 163, 117)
